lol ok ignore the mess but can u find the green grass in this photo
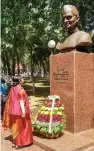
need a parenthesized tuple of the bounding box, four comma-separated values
(23, 77, 50, 97)
(23, 77, 50, 118)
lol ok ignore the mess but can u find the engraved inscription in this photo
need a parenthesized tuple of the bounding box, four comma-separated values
(53, 67, 69, 81)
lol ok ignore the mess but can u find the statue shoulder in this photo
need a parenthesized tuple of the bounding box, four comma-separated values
(56, 30, 92, 51)
(77, 31, 92, 45)
(56, 42, 63, 50)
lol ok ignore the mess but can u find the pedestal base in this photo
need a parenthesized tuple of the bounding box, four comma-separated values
(50, 51, 94, 133)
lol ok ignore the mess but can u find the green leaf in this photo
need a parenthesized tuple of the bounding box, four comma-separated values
(40, 127, 47, 133)
(53, 126, 60, 134)
(35, 124, 41, 130)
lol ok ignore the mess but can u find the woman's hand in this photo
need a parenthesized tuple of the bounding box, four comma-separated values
(20, 100, 25, 117)
(22, 111, 25, 117)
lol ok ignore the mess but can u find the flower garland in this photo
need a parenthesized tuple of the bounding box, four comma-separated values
(33, 95, 66, 138)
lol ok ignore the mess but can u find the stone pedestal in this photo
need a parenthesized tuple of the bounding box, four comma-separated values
(50, 51, 94, 133)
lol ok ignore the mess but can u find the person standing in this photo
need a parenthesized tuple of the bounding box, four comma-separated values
(2, 76, 33, 149)
(0, 78, 8, 117)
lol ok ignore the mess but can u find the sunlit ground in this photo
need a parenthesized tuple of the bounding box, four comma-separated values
(23, 77, 50, 121)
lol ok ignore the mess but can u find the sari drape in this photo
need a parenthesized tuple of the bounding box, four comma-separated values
(2, 86, 33, 147)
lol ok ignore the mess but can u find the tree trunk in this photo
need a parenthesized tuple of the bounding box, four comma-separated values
(12, 50, 16, 76)
(41, 59, 46, 74)
(5, 50, 11, 75)
(16, 50, 20, 75)
(29, 46, 35, 94)
(1, 52, 7, 75)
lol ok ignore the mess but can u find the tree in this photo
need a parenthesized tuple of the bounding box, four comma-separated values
(1, 0, 94, 77)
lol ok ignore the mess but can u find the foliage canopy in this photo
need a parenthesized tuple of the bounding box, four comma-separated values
(1, 0, 94, 75)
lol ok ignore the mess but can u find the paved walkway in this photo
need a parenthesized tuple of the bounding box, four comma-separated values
(1, 123, 94, 151)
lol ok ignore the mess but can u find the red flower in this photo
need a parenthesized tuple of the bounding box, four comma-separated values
(60, 119, 63, 124)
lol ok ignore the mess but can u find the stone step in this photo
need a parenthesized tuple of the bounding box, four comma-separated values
(33, 129, 94, 151)
(1, 127, 94, 151)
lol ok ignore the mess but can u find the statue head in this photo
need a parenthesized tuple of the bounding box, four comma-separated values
(62, 5, 79, 31)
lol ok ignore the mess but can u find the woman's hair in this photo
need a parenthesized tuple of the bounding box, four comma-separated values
(1, 78, 6, 84)
(12, 76, 23, 85)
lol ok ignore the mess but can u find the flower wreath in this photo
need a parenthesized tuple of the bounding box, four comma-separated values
(33, 95, 66, 138)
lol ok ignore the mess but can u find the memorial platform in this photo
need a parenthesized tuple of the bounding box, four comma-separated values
(50, 51, 94, 133)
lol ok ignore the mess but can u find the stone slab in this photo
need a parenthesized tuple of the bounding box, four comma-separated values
(34, 129, 94, 151)
(50, 51, 94, 133)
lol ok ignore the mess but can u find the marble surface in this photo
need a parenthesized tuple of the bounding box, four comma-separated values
(50, 51, 94, 133)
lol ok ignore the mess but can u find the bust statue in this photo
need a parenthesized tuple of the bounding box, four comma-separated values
(56, 5, 92, 53)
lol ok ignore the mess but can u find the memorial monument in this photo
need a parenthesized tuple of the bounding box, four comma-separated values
(50, 5, 94, 133)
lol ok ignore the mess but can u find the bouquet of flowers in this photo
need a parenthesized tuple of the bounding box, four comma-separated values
(33, 95, 66, 138)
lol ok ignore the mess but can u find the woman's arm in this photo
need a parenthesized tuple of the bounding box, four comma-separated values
(19, 89, 25, 117)
(20, 99, 25, 117)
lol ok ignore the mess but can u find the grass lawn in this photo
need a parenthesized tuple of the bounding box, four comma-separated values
(23, 77, 50, 119)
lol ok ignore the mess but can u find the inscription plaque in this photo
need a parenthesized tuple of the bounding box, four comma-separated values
(53, 67, 69, 81)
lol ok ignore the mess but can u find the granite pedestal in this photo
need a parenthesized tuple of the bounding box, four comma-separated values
(50, 51, 94, 133)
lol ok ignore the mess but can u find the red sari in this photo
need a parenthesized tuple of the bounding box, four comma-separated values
(2, 85, 33, 147)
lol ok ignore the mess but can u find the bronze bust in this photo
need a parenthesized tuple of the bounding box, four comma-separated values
(56, 5, 92, 53)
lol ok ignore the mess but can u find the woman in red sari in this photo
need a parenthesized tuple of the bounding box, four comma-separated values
(2, 76, 33, 149)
